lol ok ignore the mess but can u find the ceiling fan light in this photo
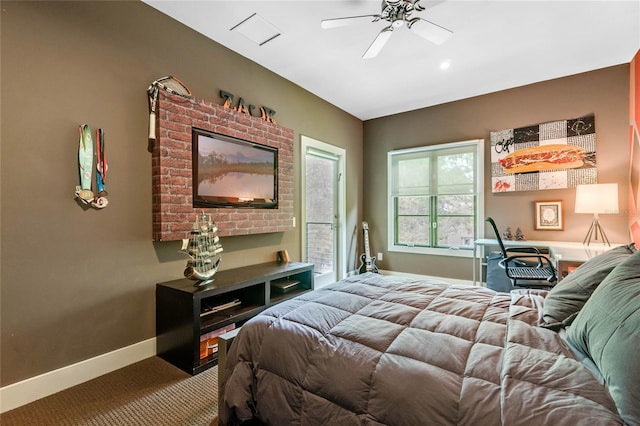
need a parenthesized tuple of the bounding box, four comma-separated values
(363, 27, 394, 59)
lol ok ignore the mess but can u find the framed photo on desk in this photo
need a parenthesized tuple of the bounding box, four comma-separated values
(535, 200, 564, 230)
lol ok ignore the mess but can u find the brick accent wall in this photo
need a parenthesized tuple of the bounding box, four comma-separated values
(152, 91, 294, 241)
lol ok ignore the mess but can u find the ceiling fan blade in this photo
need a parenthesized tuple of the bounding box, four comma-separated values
(362, 26, 394, 59)
(407, 17, 452, 45)
(413, 0, 448, 12)
(321, 15, 380, 29)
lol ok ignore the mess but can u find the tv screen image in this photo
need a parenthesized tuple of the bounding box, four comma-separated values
(192, 128, 278, 209)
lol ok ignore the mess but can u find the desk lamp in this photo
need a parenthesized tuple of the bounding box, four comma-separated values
(574, 183, 618, 246)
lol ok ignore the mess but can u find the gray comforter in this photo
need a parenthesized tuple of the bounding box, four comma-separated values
(219, 273, 623, 425)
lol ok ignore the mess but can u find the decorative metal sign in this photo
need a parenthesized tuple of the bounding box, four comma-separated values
(220, 90, 276, 124)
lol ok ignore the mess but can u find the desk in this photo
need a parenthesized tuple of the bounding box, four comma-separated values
(472, 239, 616, 286)
(549, 245, 614, 281)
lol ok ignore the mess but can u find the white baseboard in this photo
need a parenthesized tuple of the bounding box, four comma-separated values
(0, 338, 156, 413)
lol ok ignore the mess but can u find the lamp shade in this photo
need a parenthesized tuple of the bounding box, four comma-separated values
(575, 183, 619, 214)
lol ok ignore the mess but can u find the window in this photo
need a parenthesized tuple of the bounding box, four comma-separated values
(387, 139, 484, 257)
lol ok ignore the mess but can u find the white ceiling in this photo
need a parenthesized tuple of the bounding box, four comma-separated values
(143, 0, 640, 121)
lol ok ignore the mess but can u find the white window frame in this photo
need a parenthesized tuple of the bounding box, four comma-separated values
(387, 139, 485, 258)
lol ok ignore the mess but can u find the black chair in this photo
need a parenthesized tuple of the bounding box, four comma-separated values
(485, 217, 557, 291)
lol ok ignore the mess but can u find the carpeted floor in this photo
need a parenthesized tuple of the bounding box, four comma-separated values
(1, 356, 219, 426)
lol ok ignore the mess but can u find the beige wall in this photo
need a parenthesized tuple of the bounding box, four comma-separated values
(363, 65, 631, 279)
(0, 1, 363, 386)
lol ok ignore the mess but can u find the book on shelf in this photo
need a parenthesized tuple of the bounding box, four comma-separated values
(271, 279, 300, 294)
(200, 298, 241, 317)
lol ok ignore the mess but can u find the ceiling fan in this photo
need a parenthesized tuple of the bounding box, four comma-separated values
(321, 0, 452, 59)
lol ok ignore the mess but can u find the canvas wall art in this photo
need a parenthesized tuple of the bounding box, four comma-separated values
(490, 115, 597, 192)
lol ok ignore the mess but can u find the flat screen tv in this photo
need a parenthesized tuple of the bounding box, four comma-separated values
(192, 127, 278, 209)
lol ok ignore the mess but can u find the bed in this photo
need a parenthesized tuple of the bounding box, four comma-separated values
(219, 245, 640, 426)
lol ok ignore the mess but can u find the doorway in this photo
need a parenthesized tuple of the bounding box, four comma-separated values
(301, 135, 346, 288)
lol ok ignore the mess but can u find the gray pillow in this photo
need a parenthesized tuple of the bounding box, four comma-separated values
(565, 249, 640, 425)
(542, 244, 635, 327)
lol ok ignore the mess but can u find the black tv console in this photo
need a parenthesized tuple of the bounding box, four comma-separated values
(156, 261, 314, 375)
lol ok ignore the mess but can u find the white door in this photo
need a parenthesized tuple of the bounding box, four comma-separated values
(301, 136, 346, 288)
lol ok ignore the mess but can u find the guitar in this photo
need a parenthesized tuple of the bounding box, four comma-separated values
(359, 221, 379, 274)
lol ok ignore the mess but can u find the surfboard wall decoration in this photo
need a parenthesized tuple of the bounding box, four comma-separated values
(75, 124, 109, 209)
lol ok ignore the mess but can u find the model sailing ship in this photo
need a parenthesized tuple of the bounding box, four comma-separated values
(180, 212, 223, 286)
